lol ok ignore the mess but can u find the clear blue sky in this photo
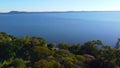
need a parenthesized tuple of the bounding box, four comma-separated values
(0, 0, 120, 12)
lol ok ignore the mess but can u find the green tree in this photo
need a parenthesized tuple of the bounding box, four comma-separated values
(31, 46, 54, 62)
(0, 32, 12, 43)
(58, 42, 70, 50)
(69, 44, 81, 54)
(33, 59, 49, 68)
(115, 50, 120, 67)
(56, 49, 71, 57)
(98, 46, 117, 68)
(52, 61, 61, 68)
(10, 58, 27, 68)
(33, 59, 60, 68)
(31, 36, 47, 47)
(47, 43, 56, 50)
(75, 55, 87, 62)
(61, 57, 74, 68)
(0, 42, 16, 62)
(80, 40, 99, 57)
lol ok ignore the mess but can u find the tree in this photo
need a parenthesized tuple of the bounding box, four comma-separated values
(0, 32, 12, 43)
(56, 49, 71, 57)
(31, 36, 47, 47)
(75, 55, 87, 62)
(79, 41, 99, 57)
(10, 58, 27, 68)
(33, 59, 50, 68)
(52, 61, 61, 68)
(0, 42, 16, 62)
(61, 57, 74, 68)
(97, 45, 117, 68)
(33, 59, 60, 68)
(31, 46, 54, 62)
(69, 44, 81, 54)
(47, 43, 56, 50)
(58, 42, 70, 50)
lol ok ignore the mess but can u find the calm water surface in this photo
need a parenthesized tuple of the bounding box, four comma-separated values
(0, 12, 120, 46)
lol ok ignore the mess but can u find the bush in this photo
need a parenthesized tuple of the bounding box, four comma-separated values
(76, 55, 87, 62)
(10, 58, 26, 68)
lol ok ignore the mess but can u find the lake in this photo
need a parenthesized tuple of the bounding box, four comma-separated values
(0, 12, 120, 46)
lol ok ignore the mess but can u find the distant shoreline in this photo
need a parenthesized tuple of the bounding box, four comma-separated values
(1, 11, 120, 14)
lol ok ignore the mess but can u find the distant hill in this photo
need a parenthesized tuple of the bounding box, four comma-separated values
(8, 11, 27, 14)
(0, 11, 27, 14)
(0, 11, 120, 14)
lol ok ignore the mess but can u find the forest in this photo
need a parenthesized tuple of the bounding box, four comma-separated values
(0, 32, 120, 68)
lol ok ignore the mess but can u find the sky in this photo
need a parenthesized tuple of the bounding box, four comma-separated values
(0, 0, 120, 12)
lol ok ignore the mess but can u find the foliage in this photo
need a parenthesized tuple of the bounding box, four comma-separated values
(10, 58, 27, 68)
(0, 32, 119, 68)
(31, 46, 54, 63)
(79, 40, 99, 57)
(33, 59, 60, 68)
(47, 43, 56, 50)
(58, 42, 70, 50)
(0, 42, 16, 61)
(69, 44, 81, 54)
(75, 55, 87, 62)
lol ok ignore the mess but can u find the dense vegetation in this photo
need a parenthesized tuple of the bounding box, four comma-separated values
(0, 32, 120, 68)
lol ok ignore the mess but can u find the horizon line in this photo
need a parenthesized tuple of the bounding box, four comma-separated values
(1, 10, 120, 13)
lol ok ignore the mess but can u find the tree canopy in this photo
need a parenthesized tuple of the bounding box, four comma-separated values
(0, 32, 119, 68)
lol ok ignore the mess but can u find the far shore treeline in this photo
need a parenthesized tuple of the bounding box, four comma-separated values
(0, 32, 120, 68)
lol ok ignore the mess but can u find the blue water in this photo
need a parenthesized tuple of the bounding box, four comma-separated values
(0, 12, 120, 46)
